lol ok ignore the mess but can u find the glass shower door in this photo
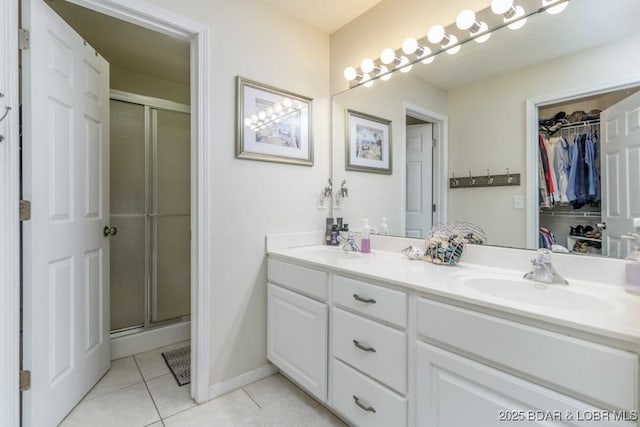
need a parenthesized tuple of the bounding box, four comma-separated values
(151, 109, 191, 322)
(110, 100, 147, 331)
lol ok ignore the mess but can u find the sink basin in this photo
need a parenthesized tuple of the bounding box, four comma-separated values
(456, 274, 623, 314)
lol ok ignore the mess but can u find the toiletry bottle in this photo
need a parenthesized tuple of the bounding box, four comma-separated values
(361, 218, 371, 253)
(325, 218, 334, 245)
(330, 224, 340, 246)
(380, 217, 389, 236)
(625, 235, 640, 294)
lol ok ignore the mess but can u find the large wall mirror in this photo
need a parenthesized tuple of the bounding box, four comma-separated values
(331, 0, 640, 258)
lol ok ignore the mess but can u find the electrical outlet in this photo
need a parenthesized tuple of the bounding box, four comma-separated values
(513, 195, 524, 209)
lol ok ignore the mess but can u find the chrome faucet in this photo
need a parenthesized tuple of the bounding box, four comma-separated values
(524, 249, 568, 285)
(341, 231, 360, 252)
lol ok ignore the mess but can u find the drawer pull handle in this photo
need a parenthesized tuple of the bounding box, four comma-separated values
(353, 395, 377, 413)
(353, 294, 376, 304)
(353, 339, 376, 353)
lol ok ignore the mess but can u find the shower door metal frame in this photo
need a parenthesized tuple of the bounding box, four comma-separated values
(110, 90, 190, 335)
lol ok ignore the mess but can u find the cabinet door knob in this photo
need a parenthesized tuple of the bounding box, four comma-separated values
(353, 339, 376, 353)
(353, 294, 376, 304)
(353, 395, 376, 413)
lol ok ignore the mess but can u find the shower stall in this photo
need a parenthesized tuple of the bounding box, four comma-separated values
(109, 91, 191, 336)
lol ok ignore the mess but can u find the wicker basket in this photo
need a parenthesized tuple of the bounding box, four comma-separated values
(424, 222, 486, 265)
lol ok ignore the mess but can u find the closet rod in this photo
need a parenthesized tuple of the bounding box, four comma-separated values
(539, 211, 601, 218)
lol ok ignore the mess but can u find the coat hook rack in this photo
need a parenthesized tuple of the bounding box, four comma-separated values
(449, 168, 520, 188)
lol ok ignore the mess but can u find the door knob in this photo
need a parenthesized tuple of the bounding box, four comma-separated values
(103, 226, 117, 237)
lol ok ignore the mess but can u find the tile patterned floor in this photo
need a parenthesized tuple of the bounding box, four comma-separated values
(60, 342, 347, 427)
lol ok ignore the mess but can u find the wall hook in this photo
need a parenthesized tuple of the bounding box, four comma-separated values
(507, 168, 513, 184)
(486, 169, 493, 185)
(468, 171, 475, 186)
(451, 172, 459, 187)
(0, 106, 11, 124)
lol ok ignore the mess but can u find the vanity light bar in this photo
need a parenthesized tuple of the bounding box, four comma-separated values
(343, 0, 570, 88)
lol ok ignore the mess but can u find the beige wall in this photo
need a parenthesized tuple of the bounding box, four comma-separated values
(143, 0, 331, 387)
(110, 66, 190, 105)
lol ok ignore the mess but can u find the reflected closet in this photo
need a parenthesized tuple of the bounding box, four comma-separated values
(110, 91, 191, 333)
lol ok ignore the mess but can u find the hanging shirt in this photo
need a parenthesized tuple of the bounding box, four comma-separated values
(585, 133, 597, 200)
(538, 134, 555, 199)
(573, 134, 587, 208)
(549, 136, 570, 203)
(566, 135, 578, 202)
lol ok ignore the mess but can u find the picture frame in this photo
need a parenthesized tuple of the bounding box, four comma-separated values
(236, 76, 313, 166)
(345, 109, 392, 174)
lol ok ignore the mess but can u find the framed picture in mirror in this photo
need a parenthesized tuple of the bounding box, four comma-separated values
(236, 76, 313, 166)
(346, 109, 392, 174)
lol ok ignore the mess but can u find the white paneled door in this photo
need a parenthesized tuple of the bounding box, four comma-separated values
(21, 1, 110, 426)
(405, 124, 433, 238)
(601, 90, 640, 258)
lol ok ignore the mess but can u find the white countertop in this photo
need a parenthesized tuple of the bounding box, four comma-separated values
(268, 245, 640, 349)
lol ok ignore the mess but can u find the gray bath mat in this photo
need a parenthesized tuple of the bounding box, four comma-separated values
(162, 346, 190, 386)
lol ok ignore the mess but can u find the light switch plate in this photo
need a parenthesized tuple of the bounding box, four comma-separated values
(513, 195, 524, 209)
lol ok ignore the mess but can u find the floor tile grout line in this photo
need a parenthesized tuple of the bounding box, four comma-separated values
(241, 386, 263, 409)
(134, 355, 165, 425)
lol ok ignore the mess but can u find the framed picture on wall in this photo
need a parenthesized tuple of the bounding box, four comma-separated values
(346, 109, 392, 174)
(236, 76, 313, 166)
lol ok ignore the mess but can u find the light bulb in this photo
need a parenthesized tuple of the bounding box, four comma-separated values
(258, 111, 266, 120)
(250, 114, 258, 124)
(402, 37, 418, 55)
(419, 46, 434, 64)
(361, 58, 375, 73)
(379, 65, 392, 81)
(543, 0, 568, 14)
(343, 66, 357, 81)
(244, 118, 252, 127)
(456, 9, 476, 30)
(474, 22, 491, 43)
(398, 56, 412, 73)
(491, 0, 513, 15)
(362, 73, 373, 88)
(266, 107, 273, 117)
(444, 35, 460, 55)
(427, 25, 445, 44)
(380, 48, 396, 65)
(506, 5, 527, 30)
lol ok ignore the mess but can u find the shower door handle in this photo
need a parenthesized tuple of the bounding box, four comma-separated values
(103, 226, 118, 237)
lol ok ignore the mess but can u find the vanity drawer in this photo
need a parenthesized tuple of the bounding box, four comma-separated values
(333, 275, 407, 328)
(267, 258, 328, 301)
(332, 358, 407, 427)
(333, 307, 407, 394)
(417, 298, 638, 411)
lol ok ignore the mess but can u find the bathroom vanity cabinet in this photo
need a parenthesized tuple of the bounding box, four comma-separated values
(267, 249, 639, 427)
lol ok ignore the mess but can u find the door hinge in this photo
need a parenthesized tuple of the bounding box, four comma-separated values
(432, 137, 437, 148)
(19, 370, 31, 391)
(19, 28, 30, 50)
(432, 204, 437, 213)
(19, 200, 31, 221)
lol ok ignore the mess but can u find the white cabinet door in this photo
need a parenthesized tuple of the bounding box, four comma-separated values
(21, 1, 110, 426)
(267, 283, 328, 402)
(416, 342, 635, 427)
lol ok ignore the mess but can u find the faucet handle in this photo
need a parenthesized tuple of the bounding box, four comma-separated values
(533, 248, 552, 263)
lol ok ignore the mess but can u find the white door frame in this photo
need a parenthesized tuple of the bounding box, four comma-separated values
(401, 102, 448, 229)
(1, 1, 211, 422)
(525, 77, 640, 249)
(0, 0, 21, 425)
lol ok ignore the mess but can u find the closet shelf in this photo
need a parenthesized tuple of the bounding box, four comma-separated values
(539, 210, 601, 218)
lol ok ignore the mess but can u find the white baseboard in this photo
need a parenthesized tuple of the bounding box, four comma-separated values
(209, 364, 279, 400)
(110, 321, 190, 360)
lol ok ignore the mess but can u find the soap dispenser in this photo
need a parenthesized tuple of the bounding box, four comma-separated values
(361, 218, 371, 253)
(624, 233, 640, 295)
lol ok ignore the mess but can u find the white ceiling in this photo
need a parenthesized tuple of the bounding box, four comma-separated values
(261, 0, 383, 33)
